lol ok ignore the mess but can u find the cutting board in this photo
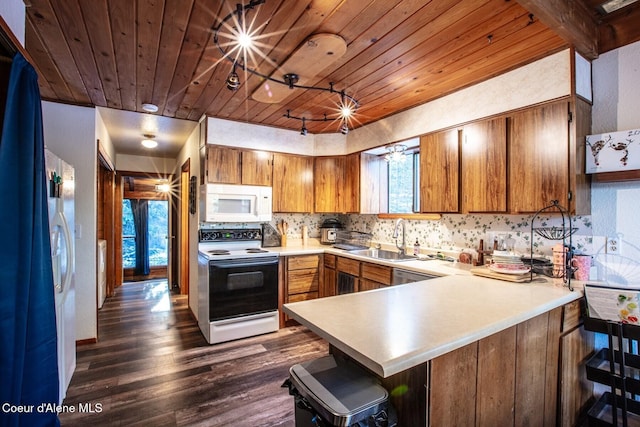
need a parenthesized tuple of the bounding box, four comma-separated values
(470, 267, 532, 283)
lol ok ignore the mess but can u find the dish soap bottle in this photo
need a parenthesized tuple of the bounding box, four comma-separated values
(413, 238, 421, 256)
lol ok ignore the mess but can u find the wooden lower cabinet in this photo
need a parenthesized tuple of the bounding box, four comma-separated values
(330, 256, 393, 293)
(359, 279, 385, 291)
(360, 262, 392, 290)
(336, 256, 360, 293)
(321, 254, 336, 298)
(282, 254, 320, 325)
(559, 300, 595, 427)
(424, 305, 592, 427)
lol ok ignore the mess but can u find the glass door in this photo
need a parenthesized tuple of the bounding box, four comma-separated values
(122, 199, 168, 280)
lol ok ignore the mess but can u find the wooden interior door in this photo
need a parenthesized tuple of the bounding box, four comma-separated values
(97, 143, 116, 298)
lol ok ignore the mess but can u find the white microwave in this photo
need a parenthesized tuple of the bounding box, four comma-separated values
(200, 183, 272, 223)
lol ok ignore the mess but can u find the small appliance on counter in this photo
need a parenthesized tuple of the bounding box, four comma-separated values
(320, 218, 344, 245)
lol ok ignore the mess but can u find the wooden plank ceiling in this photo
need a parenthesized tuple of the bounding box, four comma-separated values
(23, 0, 640, 135)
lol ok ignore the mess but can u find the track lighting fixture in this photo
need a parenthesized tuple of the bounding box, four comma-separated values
(226, 63, 240, 91)
(283, 73, 299, 89)
(300, 118, 308, 136)
(213, 0, 359, 135)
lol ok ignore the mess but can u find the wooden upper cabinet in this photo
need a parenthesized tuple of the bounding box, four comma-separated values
(272, 153, 314, 213)
(571, 97, 592, 216)
(461, 118, 507, 213)
(206, 146, 240, 184)
(344, 153, 360, 213)
(360, 152, 385, 214)
(509, 101, 569, 213)
(206, 146, 272, 186)
(241, 150, 273, 186)
(315, 156, 345, 213)
(420, 129, 460, 213)
(314, 154, 360, 213)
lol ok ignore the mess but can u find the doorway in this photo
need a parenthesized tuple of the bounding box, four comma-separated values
(122, 198, 169, 281)
(115, 172, 175, 283)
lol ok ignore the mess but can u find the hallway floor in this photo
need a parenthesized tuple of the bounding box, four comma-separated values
(59, 280, 328, 426)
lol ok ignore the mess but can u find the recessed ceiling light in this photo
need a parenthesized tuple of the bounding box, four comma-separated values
(141, 139, 157, 148)
(142, 103, 158, 113)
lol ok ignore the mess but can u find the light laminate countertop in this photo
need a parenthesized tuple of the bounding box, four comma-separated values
(268, 239, 473, 277)
(283, 274, 581, 377)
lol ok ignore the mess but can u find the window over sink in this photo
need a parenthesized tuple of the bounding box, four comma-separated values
(388, 148, 420, 213)
(362, 137, 420, 214)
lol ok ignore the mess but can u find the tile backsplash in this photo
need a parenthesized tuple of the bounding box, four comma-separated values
(272, 212, 593, 259)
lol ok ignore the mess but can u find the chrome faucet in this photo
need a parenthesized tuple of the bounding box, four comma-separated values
(393, 218, 406, 255)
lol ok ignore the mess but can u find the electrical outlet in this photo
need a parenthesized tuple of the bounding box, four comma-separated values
(607, 236, 620, 255)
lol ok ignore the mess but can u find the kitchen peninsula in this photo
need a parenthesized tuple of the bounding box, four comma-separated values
(284, 274, 588, 426)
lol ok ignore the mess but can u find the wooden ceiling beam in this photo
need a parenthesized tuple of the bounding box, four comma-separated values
(516, 0, 598, 59)
(598, 2, 640, 54)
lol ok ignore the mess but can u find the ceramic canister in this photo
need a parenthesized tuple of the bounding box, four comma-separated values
(571, 255, 592, 281)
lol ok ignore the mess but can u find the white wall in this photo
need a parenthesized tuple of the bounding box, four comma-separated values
(42, 102, 98, 340)
(0, 0, 26, 47)
(591, 40, 640, 285)
(115, 153, 176, 173)
(95, 108, 116, 165)
(175, 120, 202, 317)
(207, 117, 316, 156)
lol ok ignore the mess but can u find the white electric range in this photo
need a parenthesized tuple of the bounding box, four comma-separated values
(197, 228, 279, 344)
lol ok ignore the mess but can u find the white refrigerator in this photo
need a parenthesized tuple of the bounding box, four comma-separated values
(45, 148, 76, 403)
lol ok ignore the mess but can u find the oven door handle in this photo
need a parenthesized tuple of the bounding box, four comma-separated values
(210, 257, 279, 269)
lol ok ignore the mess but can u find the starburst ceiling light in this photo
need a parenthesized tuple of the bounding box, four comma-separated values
(212, 0, 360, 136)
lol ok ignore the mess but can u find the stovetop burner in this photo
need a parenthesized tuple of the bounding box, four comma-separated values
(246, 248, 268, 253)
(207, 250, 231, 255)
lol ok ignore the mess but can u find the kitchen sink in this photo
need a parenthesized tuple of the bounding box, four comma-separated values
(348, 248, 417, 262)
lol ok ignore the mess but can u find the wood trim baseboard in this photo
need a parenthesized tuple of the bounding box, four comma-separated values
(76, 338, 97, 346)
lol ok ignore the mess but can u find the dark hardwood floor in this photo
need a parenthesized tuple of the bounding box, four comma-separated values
(60, 280, 328, 426)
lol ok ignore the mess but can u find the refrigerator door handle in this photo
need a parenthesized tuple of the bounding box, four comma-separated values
(51, 210, 74, 293)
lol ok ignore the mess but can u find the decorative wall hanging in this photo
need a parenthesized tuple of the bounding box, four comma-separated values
(586, 128, 640, 173)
